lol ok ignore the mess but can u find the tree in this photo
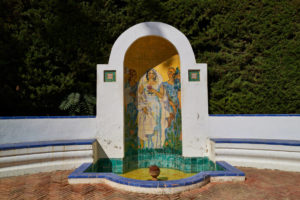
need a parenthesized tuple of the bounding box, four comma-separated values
(0, 0, 299, 115)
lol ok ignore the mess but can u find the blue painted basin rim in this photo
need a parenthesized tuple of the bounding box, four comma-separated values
(68, 161, 245, 188)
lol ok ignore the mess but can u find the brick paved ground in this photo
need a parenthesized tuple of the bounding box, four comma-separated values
(0, 167, 300, 200)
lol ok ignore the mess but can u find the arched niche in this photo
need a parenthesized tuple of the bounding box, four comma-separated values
(123, 35, 182, 158)
(97, 22, 208, 159)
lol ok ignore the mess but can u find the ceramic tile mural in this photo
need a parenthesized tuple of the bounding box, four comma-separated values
(124, 36, 182, 158)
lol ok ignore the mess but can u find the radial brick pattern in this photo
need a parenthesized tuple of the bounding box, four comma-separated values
(1, 167, 300, 200)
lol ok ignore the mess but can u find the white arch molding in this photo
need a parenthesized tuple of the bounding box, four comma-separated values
(96, 22, 209, 158)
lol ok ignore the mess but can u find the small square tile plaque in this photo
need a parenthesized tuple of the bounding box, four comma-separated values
(104, 70, 116, 82)
(188, 70, 200, 82)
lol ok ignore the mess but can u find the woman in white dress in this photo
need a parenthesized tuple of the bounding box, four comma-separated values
(137, 69, 169, 149)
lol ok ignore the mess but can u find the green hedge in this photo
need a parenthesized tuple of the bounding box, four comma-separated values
(1, 0, 299, 115)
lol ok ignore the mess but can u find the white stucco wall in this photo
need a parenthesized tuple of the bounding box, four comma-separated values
(182, 63, 209, 157)
(96, 64, 124, 158)
(210, 117, 300, 172)
(209, 116, 300, 140)
(0, 117, 96, 144)
(1, 116, 298, 146)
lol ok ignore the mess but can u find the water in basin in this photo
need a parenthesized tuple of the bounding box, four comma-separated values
(120, 168, 196, 180)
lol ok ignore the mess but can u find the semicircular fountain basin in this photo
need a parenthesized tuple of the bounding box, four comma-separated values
(68, 150, 245, 194)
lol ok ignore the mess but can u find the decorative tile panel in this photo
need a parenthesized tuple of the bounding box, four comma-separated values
(87, 152, 222, 174)
(188, 70, 200, 82)
(104, 70, 116, 82)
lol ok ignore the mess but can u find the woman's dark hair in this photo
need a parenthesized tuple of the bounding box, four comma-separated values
(146, 69, 157, 81)
(168, 67, 177, 79)
(175, 67, 180, 76)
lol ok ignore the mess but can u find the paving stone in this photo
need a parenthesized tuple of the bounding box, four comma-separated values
(0, 167, 300, 199)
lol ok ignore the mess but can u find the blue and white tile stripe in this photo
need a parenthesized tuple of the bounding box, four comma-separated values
(211, 138, 300, 146)
(68, 161, 244, 188)
(209, 114, 300, 117)
(0, 139, 96, 151)
(0, 116, 96, 120)
(1, 114, 298, 119)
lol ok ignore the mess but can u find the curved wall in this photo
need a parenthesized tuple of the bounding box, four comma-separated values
(0, 117, 96, 144)
(209, 115, 300, 140)
(0, 139, 96, 177)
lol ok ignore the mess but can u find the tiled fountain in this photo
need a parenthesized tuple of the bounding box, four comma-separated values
(68, 22, 245, 194)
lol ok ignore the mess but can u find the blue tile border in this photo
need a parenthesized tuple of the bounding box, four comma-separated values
(68, 161, 244, 188)
(2, 114, 298, 119)
(0, 116, 96, 120)
(209, 114, 300, 117)
(0, 139, 96, 150)
(211, 138, 300, 146)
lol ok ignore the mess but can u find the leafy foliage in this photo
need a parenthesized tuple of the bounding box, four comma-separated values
(59, 92, 95, 115)
(0, 0, 299, 115)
